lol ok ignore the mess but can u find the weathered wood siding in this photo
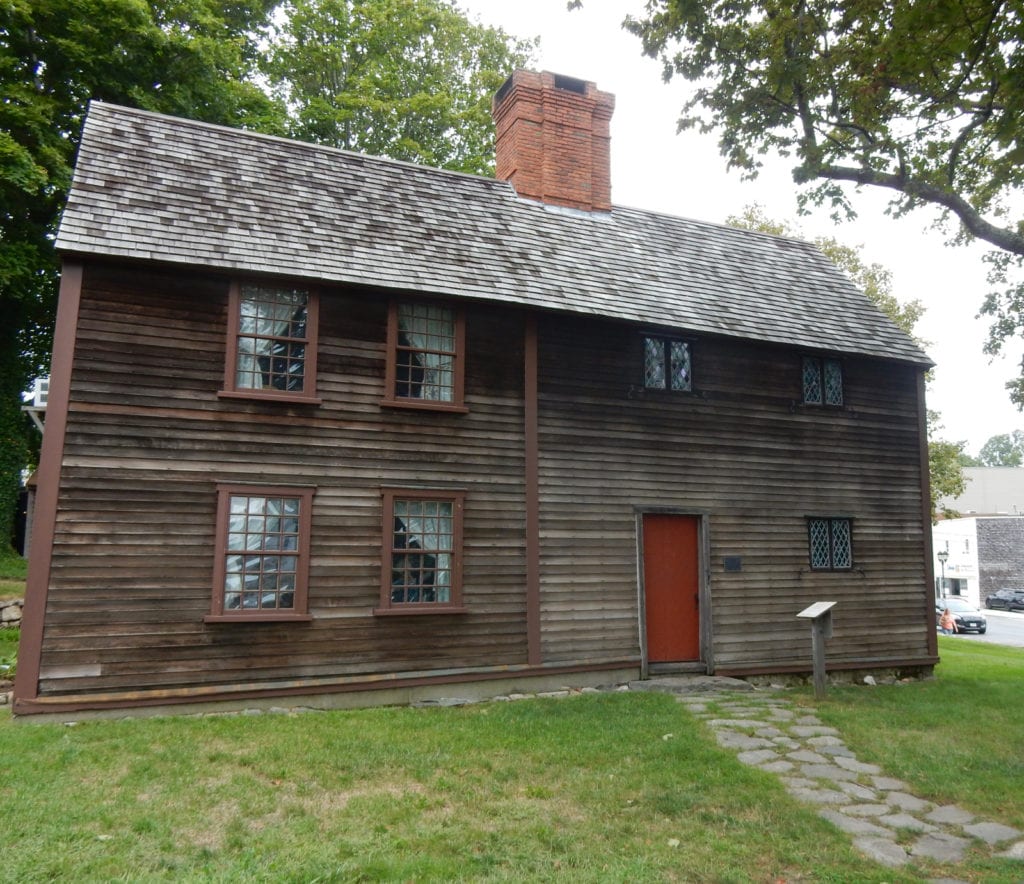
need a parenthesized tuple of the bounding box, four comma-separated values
(536, 313, 931, 671)
(36, 261, 931, 703)
(37, 263, 528, 697)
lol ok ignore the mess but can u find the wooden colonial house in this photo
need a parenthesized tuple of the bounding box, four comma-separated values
(14, 71, 938, 717)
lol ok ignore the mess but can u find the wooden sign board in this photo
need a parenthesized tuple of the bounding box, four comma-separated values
(797, 601, 836, 620)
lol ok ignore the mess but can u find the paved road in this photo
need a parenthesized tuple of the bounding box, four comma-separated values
(953, 608, 1024, 648)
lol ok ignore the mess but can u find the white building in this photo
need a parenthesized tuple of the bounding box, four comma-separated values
(934, 467, 1024, 607)
(932, 516, 1024, 608)
(938, 466, 1024, 517)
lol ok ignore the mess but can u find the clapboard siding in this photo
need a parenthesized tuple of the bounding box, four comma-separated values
(37, 263, 529, 697)
(535, 313, 929, 669)
(32, 259, 932, 707)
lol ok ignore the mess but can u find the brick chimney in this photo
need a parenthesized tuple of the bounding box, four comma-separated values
(492, 70, 615, 213)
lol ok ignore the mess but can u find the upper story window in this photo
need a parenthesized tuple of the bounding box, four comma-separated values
(802, 356, 843, 406)
(643, 336, 692, 392)
(808, 517, 853, 571)
(376, 488, 466, 614)
(221, 282, 320, 403)
(207, 485, 315, 622)
(382, 301, 466, 412)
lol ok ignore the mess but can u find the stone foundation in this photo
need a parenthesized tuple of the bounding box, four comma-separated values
(1, 597, 23, 626)
(744, 665, 935, 690)
(1, 598, 20, 706)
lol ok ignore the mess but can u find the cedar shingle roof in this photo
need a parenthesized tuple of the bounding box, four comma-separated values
(56, 101, 930, 366)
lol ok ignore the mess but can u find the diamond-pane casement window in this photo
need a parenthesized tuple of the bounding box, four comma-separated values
(802, 358, 823, 404)
(223, 282, 319, 402)
(208, 485, 314, 621)
(378, 489, 465, 613)
(643, 336, 692, 391)
(823, 359, 843, 406)
(802, 356, 843, 406)
(808, 518, 853, 571)
(383, 302, 466, 411)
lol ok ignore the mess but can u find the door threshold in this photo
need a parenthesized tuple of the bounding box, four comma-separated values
(648, 662, 706, 675)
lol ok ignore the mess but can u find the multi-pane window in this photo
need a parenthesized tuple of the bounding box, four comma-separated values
(224, 282, 319, 400)
(379, 489, 465, 612)
(808, 517, 853, 571)
(802, 356, 843, 406)
(209, 485, 314, 620)
(643, 336, 692, 392)
(383, 301, 465, 410)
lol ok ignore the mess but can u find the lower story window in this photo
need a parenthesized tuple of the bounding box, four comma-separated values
(208, 485, 314, 620)
(808, 517, 852, 570)
(379, 489, 465, 612)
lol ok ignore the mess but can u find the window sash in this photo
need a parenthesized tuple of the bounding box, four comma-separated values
(823, 359, 843, 406)
(383, 301, 466, 411)
(396, 303, 456, 401)
(379, 489, 465, 611)
(643, 336, 692, 392)
(209, 485, 314, 619)
(223, 281, 320, 401)
(808, 517, 853, 571)
(802, 356, 843, 406)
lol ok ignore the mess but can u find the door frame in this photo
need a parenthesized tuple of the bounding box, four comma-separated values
(635, 508, 713, 679)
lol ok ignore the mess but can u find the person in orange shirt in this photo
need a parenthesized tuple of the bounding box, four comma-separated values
(939, 608, 958, 635)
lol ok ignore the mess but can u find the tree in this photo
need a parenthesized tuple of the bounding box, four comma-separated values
(728, 205, 967, 520)
(0, 0, 285, 553)
(622, 1, 1024, 408)
(929, 434, 968, 520)
(978, 430, 1024, 466)
(262, 0, 536, 174)
(1, 0, 534, 553)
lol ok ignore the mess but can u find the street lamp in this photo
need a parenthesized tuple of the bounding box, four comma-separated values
(937, 549, 949, 599)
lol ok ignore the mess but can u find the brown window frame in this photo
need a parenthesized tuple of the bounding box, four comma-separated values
(375, 488, 467, 615)
(381, 300, 468, 413)
(220, 280, 322, 404)
(206, 484, 315, 623)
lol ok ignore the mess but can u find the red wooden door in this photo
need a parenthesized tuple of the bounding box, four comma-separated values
(642, 514, 701, 662)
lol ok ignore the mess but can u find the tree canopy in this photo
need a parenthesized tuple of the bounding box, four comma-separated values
(728, 205, 967, 519)
(0, 0, 533, 552)
(977, 430, 1024, 466)
(1, 0, 284, 552)
(263, 0, 535, 174)
(623, 0, 1024, 408)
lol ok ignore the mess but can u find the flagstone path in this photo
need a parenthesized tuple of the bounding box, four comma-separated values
(633, 677, 1024, 877)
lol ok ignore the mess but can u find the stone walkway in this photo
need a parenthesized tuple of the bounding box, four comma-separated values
(635, 677, 1024, 876)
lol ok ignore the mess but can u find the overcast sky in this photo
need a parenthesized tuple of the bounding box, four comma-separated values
(461, 0, 1024, 455)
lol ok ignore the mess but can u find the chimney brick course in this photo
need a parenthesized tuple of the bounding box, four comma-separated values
(492, 70, 614, 212)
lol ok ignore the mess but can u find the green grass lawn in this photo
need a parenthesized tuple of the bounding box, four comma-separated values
(0, 639, 1021, 882)
(0, 694, 904, 882)
(0, 548, 26, 600)
(0, 627, 16, 680)
(817, 637, 1024, 829)
(0, 549, 23, 679)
